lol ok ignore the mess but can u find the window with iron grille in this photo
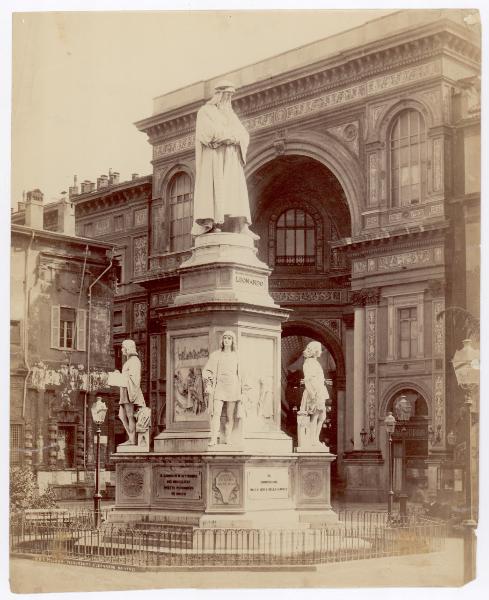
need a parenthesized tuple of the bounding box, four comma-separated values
(275, 208, 315, 266)
(398, 307, 418, 359)
(390, 109, 427, 207)
(169, 173, 193, 252)
(10, 423, 24, 464)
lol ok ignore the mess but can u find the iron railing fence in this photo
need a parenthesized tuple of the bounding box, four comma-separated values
(9, 507, 112, 531)
(10, 513, 446, 570)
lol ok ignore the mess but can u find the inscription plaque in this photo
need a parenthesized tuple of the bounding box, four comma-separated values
(157, 468, 202, 500)
(248, 469, 289, 499)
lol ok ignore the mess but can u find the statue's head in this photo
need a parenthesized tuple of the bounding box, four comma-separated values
(209, 80, 237, 109)
(122, 339, 138, 357)
(303, 341, 322, 359)
(220, 330, 237, 352)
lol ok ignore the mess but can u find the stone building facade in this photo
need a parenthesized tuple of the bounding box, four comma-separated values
(10, 190, 116, 499)
(131, 10, 480, 503)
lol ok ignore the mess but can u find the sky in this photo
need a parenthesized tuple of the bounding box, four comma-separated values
(9, 7, 401, 207)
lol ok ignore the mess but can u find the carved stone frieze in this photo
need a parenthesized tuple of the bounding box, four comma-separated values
(271, 290, 347, 304)
(143, 29, 480, 145)
(152, 61, 442, 160)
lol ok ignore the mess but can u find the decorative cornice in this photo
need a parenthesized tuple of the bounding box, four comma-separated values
(336, 221, 448, 257)
(142, 29, 479, 148)
(73, 179, 152, 217)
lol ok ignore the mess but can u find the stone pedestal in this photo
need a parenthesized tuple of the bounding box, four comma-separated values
(112, 232, 337, 528)
(111, 451, 337, 528)
(154, 232, 291, 455)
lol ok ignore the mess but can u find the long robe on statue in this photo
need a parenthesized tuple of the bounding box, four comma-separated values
(192, 102, 251, 236)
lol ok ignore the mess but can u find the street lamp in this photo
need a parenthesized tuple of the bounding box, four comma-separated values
(91, 397, 108, 529)
(452, 338, 480, 584)
(384, 411, 396, 523)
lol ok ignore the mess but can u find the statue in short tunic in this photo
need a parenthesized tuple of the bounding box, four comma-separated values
(202, 331, 243, 446)
(191, 80, 257, 239)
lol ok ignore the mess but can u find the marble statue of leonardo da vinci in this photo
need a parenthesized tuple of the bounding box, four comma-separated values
(191, 80, 257, 239)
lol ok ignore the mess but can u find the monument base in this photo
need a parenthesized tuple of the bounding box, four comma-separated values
(109, 451, 337, 529)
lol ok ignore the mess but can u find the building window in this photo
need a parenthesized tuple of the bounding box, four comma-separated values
(84, 223, 93, 237)
(113, 309, 123, 328)
(390, 109, 427, 207)
(10, 423, 24, 464)
(169, 173, 193, 252)
(114, 215, 124, 232)
(51, 305, 86, 351)
(10, 320, 21, 345)
(276, 208, 315, 266)
(398, 307, 418, 359)
(60, 307, 76, 348)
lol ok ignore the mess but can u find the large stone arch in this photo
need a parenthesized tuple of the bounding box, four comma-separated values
(246, 131, 363, 236)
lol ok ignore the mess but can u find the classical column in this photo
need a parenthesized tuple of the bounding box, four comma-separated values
(352, 304, 365, 451)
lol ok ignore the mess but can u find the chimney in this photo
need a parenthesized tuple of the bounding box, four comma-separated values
(68, 175, 79, 199)
(25, 189, 44, 229)
(81, 180, 96, 194)
(109, 171, 120, 186)
(131, 173, 139, 181)
(97, 175, 109, 190)
(60, 198, 76, 236)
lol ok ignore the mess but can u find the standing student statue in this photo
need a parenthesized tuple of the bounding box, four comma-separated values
(118, 339, 146, 446)
(191, 80, 257, 239)
(202, 331, 243, 446)
(300, 341, 332, 447)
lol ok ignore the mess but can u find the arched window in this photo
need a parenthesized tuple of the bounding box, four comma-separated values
(390, 109, 427, 207)
(169, 172, 193, 252)
(276, 208, 315, 266)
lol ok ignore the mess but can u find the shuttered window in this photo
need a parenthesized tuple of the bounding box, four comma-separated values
(51, 305, 87, 351)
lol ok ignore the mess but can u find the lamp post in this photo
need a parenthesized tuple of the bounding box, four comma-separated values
(452, 338, 479, 584)
(384, 412, 396, 523)
(91, 397, 108, 529)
